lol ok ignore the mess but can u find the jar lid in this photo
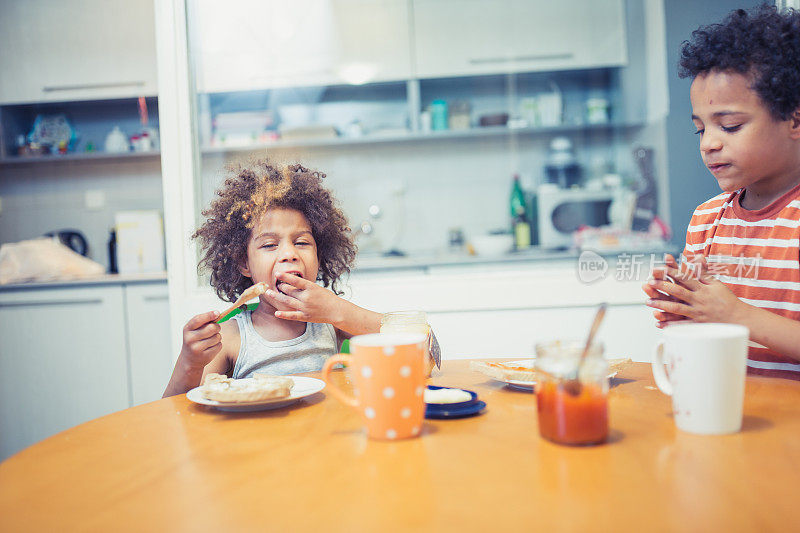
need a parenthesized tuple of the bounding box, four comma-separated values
(381, 310, 428, 325)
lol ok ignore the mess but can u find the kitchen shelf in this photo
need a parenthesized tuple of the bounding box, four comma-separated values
(0, 150, 161, 166)
(0, 122, 640, 163)
(201, 121, 642, 155)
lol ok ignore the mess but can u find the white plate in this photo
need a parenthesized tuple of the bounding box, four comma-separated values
(495, 360, 618, 391)
(186, 376, 326, 412)
(501, 359, 537, 390)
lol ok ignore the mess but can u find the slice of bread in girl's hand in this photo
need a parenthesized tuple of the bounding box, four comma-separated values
(200, 373, 294, 403)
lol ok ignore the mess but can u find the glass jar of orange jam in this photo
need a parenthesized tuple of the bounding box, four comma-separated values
(535, 340, 609, 446)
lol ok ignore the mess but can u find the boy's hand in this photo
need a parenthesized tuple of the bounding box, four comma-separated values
(645, 264, 747, 325)
(179, 310, 222, 368)
(642, 254, 691, 328)
(265, 273, 346, 325)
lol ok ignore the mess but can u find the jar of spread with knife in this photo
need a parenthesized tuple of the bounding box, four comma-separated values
(535, 340, 609, 446)
(380, 311, 439, 376)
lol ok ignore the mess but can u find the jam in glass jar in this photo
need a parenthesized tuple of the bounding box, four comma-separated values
(535, 340, 609, 446)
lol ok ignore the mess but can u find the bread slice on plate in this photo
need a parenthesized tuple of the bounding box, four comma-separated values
(470, 360, 536, 382)
(470, 358, 633, 383)
(200, 373, 294, 403)
(606, 358, 633, 375)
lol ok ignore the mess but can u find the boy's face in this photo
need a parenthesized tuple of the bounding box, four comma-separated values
(690, 70, 799, 193)
(239, 207, 319, 307)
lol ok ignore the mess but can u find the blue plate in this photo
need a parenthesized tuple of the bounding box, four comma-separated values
(425, 385, 485, 419)
(426, 400, 486, 419)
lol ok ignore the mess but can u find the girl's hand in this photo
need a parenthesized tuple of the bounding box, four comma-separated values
(179, 310, 222, 368)
(645, 265, 747, 325)
(265, 272, 346, 325)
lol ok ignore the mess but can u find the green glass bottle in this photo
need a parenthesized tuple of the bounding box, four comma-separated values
(510, 174, 531, 250)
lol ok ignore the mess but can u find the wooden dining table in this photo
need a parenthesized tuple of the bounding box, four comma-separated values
(1, 360, 798, 531)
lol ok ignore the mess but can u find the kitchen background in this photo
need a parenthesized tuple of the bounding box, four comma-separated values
(0, 0, 761, 268)
(0, 0, 764, 460)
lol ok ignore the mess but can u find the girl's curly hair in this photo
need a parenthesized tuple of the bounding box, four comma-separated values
(193, 158, 356, 302)
(678, 4, 800, 121)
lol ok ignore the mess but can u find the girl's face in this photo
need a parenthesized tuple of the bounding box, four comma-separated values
(690, 70, 800, 193)
(239, 207, 319, 304)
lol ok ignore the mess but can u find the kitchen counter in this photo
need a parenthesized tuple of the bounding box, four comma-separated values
(0, 246, 679, 289)
(0, 271, 168, 291)
(353, 245, 680, 274)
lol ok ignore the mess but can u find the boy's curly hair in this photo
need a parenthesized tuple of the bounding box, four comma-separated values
(193, 159, 356, 302)
(678, 3, 800, 121)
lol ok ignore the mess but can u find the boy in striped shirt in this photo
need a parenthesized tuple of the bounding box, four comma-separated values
(643, 5, 800, 380)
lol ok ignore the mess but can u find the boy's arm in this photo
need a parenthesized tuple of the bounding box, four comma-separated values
(642, 206, 709, 326)
(645, 267, 800, 362)
(736, 305, 800, 363)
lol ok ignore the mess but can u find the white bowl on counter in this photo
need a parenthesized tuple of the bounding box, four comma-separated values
(470, 234, 514, 256)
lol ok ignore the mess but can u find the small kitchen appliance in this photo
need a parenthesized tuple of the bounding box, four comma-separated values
(536, 185, 619, 249)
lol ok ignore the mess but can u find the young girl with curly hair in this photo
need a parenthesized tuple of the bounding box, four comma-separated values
(163, 159, 384, 396)
(644, 4, 800, 379)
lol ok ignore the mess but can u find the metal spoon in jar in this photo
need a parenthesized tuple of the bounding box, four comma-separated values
(563, 302, 607, 396)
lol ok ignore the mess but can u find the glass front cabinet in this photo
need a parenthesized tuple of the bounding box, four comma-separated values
(156, 0, 668, 354)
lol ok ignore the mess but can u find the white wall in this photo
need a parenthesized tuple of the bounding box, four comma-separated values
(0, 159, 164, 270)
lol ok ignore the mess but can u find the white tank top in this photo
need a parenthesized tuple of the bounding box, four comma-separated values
(231, 310, 337, 378)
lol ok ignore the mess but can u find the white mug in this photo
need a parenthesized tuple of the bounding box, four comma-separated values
(652, 323, 748, 435)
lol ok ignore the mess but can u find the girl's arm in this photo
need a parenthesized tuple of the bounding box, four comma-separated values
(330, 300, 441, 372)
(331, 300, 382, 336)
(265, 273, 382, 335)
(265, 273, 443, 365)
(333, 304, 383, 351)
(163, 313, 238, 397)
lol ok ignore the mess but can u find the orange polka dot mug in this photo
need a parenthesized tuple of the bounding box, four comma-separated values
(322, 332, 428, 440)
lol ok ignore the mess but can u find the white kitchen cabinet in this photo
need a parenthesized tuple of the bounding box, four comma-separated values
(411, 0, 627, 79)
(0, 279, 172, 460)
(428, 305, 656, 360)
(0, 285, 130, 460)
(192, 0, 413, 93)
(0, 0, 158, 104)
(346, 258, 657, 363)
(124, 282, 173, 406)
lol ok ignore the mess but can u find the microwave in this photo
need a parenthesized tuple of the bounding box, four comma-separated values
(536, 186, 616, 249)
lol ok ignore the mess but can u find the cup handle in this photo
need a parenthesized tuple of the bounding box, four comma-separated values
(651, 341, 673, 396)
(321, 354, 359, 408)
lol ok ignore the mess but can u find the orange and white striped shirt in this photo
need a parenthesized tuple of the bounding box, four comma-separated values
(682, 182, 800, 380)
